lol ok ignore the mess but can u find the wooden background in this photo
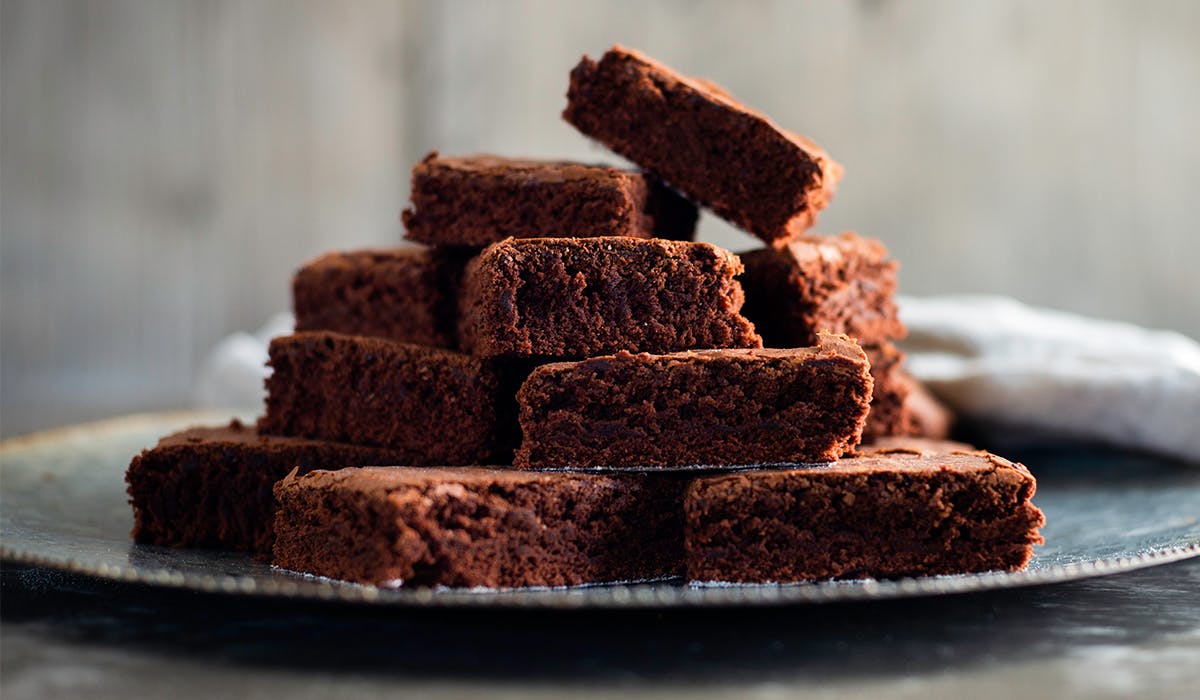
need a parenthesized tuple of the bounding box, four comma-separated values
(2, 0, 1198, 436)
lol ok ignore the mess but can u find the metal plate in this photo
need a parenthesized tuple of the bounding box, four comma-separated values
(2, 411, 1198, 609)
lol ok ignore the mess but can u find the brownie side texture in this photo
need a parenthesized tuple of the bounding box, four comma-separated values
(685, 448, 1045, 583)
(861, 341, 912, 441)
(401, 153, 697, 247)
(563, 46, 841, 244)
(272, 466, 688, 587)
(740, 233, 905, 349)
(860, 346, 956, 441)
(514, 333, 873, 469)
(293, 247, 470, 348)
(125, 421, 418, 554)
(258, 332, 501, 463)
(899, 371, 956, 440)
(458, 236, 762, 359)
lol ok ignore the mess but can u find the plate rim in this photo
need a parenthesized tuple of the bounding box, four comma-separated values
(4, 540, 1199, 611)
(3, 411, 1199, 610)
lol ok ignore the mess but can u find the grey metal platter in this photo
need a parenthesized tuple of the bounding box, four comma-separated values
(2, 411, 1198, 609)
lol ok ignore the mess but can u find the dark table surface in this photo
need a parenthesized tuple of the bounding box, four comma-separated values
(3, 554, 1199, 700)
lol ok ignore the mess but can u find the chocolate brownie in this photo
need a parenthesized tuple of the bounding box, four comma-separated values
(272, 466, 688, 588)
(563, 46, 842, 244)
(857, 436, 975, 456)
(258, 332, 501, 463)
(459, 236, 762, 359)
(740, 233, 905, 348)
(293, 247, 470, 348)
(900, 371, 956, 440)
(402, 153, 697, 247)
(685, 446, 1045, 583)
(126, 421, 419, 554)
(514, 333, 873, 469)
(861, 341, 912, 441)
(859, 346, 956, 441)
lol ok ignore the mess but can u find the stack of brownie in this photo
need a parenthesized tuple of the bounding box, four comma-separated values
(127, 45, 1042, 588)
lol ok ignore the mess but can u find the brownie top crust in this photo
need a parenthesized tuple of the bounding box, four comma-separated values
(298, 247, 425, 272)
(529, 331, 866, 376)
(780, 231, 892, 268)
(701, 448, 1036, 483)
(564, 45, 842, 244)
(857, 437, 976, 457)
(281, 465, 596, 492)
(151, 420, 436, 464)
(154, 420, 331, 450)
(414, 153, 644, 183)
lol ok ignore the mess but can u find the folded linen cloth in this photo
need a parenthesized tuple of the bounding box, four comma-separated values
(899, 295, 1200, 464)
(195, 312, 294, 410)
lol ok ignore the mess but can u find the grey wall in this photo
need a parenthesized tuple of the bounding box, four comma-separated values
(3, 0, 1198, 436)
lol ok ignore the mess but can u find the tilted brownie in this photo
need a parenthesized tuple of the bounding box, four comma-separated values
(861, 341, 912, 441)
(293, 247, 470, 348)
(563, 46, 842, 244)
(514, 333, 873, 469)
(126, 421, 420, 554)
(402, 152, 697, 247)
(458, 236, 762, 359)
(259, 332, 502, 463)
(272, 466, 688, 588)
(740, 232, 905, 348)
(685, 442, 1045, 583)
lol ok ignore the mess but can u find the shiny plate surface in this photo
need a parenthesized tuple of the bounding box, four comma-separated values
(2, 411, 1198, 609)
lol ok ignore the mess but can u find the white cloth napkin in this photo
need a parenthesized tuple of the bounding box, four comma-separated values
(195, 312, 294, 410)
(899, 295, 1200, 464)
